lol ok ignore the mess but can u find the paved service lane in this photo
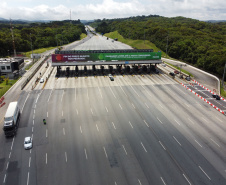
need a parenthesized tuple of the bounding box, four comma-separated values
(1, 32, 226, 185)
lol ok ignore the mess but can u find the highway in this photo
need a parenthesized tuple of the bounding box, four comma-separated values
(0, 31, 226, 185)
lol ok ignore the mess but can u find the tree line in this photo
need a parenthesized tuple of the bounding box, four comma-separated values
(0, 20, 86, 57)
(91, 15, 226, 79)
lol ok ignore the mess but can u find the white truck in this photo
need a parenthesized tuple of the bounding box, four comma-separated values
(3, 101, 20, 137)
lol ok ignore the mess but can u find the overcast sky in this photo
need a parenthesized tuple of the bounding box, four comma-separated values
(0, 0, 225, 21)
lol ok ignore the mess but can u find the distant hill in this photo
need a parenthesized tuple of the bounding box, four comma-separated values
(91, 15, 226, 79)
(205, 20, 226, 23)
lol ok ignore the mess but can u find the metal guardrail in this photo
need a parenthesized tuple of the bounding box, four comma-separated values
(21, 56, 49, 90)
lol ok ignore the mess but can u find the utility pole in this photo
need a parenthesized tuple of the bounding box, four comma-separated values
(222, 62, 226, 87)
(10, 19, 16, 57)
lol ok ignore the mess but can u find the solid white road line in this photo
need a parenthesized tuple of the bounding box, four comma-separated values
(138, 179, 142, 185)
(3, 174, 6, 183)
(46, 153, 47, 164)
(47, 89, 53, 102)
(130, 85, 140, 97)
(84, 148, 88, 159)
(11, 137, 14, 150)
(98, 87, 103, 99)
(129, 121, 133, 129)
(199, 166, 211, 180)
(103, 147, 108, 158)
(141, 142, 147, 153)
(61, 90, 64, 102)
(21, 93, 30, 113)
(174, 119, 181, 126)
(96, 124, 99, 132)
(215, 117, 223, 122)
(183, 174, 192, 185)
(29, 157, 31, 167)
(173, 136, 182, 146)
(105, 106, 108, 112)
(27, 172, 29, 185)
(143, 120, 149, 127)
(112, 122, 116, 129)
(46, 129, 48, 137)
(119, 104, 122, 110)
(195, 139, 203, 148)
(80, 126, 82, 134)
(159, 141, 166, 150)
(122, 145, 127, 155)
(210, 138, 220, 147)
(109, 86, 116, 99)
(157, 117, 163, 124)
(188, 118, 194, 124)
(120, 85, 127, 97)
(160, 177, 166, 185)
(65, 152, 67, 162)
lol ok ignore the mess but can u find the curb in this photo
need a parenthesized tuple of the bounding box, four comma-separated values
(193, 80, 226, 102)
(181, 83, 225, 115)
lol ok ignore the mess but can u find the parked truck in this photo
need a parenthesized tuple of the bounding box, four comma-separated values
(3, 101, 20, 137)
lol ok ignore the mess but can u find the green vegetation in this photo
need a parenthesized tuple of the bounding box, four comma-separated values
(24, 46, 56, 57)
(0, 20, 86, 57)
(80, 33, 87, 40)
(105, 31, 163, 52)
(165, 62, 193, 77)
(91, 15, 226, 79)
(0, 77, 18, 97)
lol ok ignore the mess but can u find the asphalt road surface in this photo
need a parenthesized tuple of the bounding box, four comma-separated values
(0, 32, 226, 185)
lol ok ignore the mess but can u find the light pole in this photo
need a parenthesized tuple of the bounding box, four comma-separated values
(222, 62, 226, 87)
(166, 35, 168, 57)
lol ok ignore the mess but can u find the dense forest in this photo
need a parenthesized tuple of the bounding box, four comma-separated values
(0, 20, 86, 57)
(91, 15, 226, 78)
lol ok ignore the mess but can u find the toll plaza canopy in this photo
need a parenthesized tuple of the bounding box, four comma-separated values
(52, 49, 162, 66)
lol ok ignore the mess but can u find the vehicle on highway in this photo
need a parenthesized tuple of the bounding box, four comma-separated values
(216, 95, 220, 100)
(3, 101, 20, 137)
(24, 137, 32, 150)
(162, 63, 166, 67)
(109, 76, 114, 81)
(185, 76, 190, 81)
(43, 119, 46, 124)
(169, 72, 175, 76)
(108, 74, 112, 77)
(174, 70, 179, 74)
(40, 78, 44, 83)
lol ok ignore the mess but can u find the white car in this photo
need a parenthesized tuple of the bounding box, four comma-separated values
(40, 78, 44, 83)
(24, 137, 32, 150)
(108, 74, 112, 77)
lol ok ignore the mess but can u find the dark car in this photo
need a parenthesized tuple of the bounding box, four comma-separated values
(169, 72, 175, 76)
(216, 95, 220, 100)
(185, 76, 190, 81)
(109, 76, 114, 81)
(174, 70, 179, 74)
(212, 94, 216, 98)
